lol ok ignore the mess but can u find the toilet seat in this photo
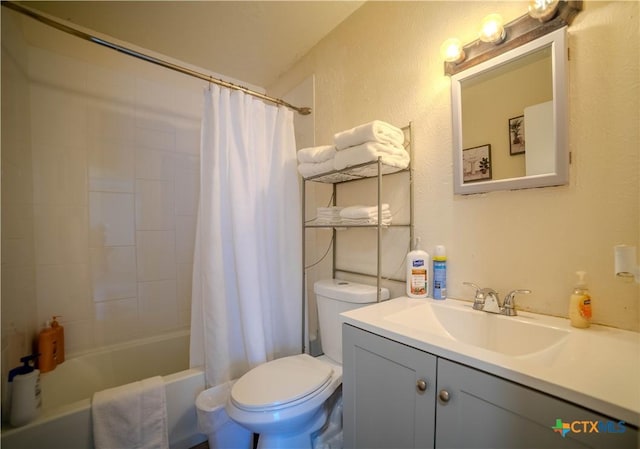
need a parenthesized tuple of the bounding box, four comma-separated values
(231, 354, 334, 412)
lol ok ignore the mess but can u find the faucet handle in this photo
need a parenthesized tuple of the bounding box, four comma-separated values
(463, 282, 487, 310)
(502, 289, 531, 316)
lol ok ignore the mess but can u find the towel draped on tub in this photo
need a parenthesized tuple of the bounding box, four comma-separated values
(92, 376, 169, 449)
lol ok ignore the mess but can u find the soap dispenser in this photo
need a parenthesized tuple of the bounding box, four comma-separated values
(50, 316, 65, 364)
(569, 271, 592, 328)
(37, 321, 58, 373)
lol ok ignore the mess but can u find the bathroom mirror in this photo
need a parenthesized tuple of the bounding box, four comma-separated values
(452, 27, 568, 194)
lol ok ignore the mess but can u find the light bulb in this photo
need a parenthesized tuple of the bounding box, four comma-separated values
(528, 0, 560, 22)
(479, 14, 506, 44)
(440, 38, 465, 63)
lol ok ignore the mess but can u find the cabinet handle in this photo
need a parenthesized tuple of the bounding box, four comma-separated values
(416, 379, 428, 393)
(438, 389, 450, 403)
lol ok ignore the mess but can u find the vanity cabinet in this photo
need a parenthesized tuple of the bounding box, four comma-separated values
(342, 323, 436, 449)
(343, 324, 638, 449)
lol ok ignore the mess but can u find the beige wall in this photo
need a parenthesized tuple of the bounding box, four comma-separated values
(270, 1, 639, 331)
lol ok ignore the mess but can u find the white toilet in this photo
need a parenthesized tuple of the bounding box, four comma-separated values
(225, 279, 389, 449)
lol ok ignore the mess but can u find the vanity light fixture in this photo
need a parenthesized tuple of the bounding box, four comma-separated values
(528, 0, 560, 22)
(479, 14, 506, 44)
(442, 0, 582, 76)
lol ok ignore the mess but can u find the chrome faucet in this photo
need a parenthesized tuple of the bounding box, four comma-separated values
(463, 282, 531, 316)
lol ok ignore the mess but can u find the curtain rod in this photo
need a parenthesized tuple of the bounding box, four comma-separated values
(2, 1, 312, 115)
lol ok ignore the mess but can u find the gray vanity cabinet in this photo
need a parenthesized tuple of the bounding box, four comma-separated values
(343, 324, 638, 449)
(342, 324, 437, 449)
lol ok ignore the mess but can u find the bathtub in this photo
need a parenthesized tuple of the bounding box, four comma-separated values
(1, 330, 207, 449)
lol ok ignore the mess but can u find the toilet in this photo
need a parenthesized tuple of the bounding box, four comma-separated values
(225, 279, 389, 449)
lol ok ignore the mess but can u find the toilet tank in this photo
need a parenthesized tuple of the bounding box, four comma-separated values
(314, 279, 389, 364)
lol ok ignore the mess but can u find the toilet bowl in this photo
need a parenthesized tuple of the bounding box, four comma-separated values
(225, 279, 389, 449)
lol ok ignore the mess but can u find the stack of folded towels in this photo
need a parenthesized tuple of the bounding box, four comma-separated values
(339, 204, 392, 226)
(315, 206, 343, 225)
(296, 120, 410, 179)
(333, 120, 409, 175)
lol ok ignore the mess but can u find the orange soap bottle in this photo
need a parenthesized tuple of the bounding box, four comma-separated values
(37, 321, 58, 373)
(50, 316, 65, 364)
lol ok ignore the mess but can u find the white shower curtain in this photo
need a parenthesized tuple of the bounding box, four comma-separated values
(190, 85, 302, 387)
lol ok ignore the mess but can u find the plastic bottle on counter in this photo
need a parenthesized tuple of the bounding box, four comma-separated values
(406, 237, 429, 298)
(50, 316, 65, 364)
(37, 321, 58, 373)
(569, 271, 592, 329)
(433, 245, 447, 300)
(8, 354, 41, 427)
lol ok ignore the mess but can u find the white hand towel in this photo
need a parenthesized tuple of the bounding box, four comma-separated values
(333, 141, 409, 171)
(297, 159, 336, 179)
(92, 376, 169, 449)
(334, 120, 405, 150)
(297, 145, 336, 163)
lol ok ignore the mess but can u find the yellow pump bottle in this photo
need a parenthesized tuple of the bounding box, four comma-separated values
(569, 271, 592, 328)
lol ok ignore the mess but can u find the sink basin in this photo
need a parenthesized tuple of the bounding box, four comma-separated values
(385, 300, 570, 357)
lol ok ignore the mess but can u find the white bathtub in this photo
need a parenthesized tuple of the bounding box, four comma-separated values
(1, 331, 207, 449)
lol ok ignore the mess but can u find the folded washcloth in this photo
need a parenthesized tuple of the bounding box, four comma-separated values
(297, 145, 336, 163)
(297, 159, 335, 179)
(92, 376, 169, 449)
(334, 120, 404, 150)
(340, 204, 390, 219)
(334, 141, 409, 171)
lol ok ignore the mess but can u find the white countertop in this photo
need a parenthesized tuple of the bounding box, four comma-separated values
(340, 296, 640, 427)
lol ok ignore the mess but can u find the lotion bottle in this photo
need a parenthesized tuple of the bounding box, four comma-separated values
(569, 271, 592, 328)
(406, 237, 429, 298)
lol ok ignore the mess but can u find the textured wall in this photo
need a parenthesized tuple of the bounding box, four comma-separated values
(271, 1, 639, 331)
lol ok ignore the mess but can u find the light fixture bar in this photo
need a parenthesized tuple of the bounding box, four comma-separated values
(444, 0, 582, 76)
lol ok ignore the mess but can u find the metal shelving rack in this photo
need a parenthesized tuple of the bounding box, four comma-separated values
(301, 123, 414, 350)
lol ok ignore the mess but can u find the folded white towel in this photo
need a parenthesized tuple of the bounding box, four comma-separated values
(92, 376, 169, 449)
(297, 145, 336, 163)
(297, 159, 335, 179)
(334, 141, 410, 171)
(334, 120, 404, 150)
(340, 204, 390, 219)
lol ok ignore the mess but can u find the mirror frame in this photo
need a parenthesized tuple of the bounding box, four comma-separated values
(452, 27, 568, 195)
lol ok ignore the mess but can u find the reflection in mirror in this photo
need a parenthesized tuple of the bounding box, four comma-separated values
(452, 27, 568, 194)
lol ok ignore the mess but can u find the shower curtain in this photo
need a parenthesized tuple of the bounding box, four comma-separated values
(190, 85, 302, 387)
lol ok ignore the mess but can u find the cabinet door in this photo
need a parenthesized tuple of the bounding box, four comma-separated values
(436, 358, 638, 449)
(343, 324, 437, 449)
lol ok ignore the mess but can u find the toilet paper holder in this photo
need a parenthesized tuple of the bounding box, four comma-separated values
(614, 245, 639, 283)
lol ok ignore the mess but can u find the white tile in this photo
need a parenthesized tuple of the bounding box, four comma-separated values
(30, 85, 87, 149)
(63, 319, 96, 355)
(174, 170, 199, 216)
(89, 192, 135, 247)
(93, 298, 140, 346)
(28, 47, 87, 92)
(135, 180, 175, 230)
(175, 216, 196, 264)
(136, 231, 176, 281)
(88, 140, 135, 193)
(90, 246, 137, 302)
(176, 263, 193, 307)
(33, 205, 89, 265)
(86, 64, 137, 105)
(175, 122, 201, 155)
(138, 280, 179, 332)
(135, 126, 175, 152)
(36, 264, 92, 324)
(135, 147, 175, 180)
(86, 102, 135, 144)
(32, 142, 87, 206)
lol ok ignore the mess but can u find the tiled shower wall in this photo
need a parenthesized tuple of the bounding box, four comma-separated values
(2, 11, 204, 360)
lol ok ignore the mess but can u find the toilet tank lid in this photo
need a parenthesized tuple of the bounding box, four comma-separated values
(314, 279, 389, 303)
